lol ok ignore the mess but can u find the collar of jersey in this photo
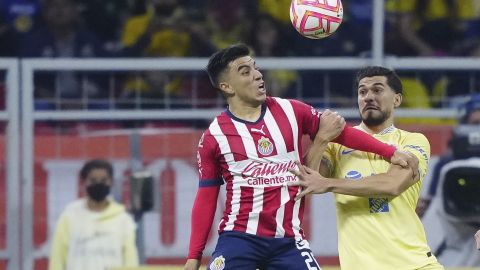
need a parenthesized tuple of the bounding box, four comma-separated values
(357, 124, 396, 135)
(225, 103, 267, 125)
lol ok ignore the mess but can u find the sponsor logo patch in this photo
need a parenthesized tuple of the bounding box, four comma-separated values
(346, 170, 362, 180)
(210, 255, 225, 270)
(369, 198, 389, 213)
(341, 149, 356, 155)
(257, 136, 274, 156)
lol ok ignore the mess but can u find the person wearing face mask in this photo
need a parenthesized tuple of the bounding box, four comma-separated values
(48, 159, 139, 270)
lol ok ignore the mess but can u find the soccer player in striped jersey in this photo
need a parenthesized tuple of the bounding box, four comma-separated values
(184, 45, 410, 270)
(289, 66, 445, 270)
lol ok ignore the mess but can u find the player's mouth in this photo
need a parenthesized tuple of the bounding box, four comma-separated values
(363, 105, 379, 112)
(258, 82, 266, 94)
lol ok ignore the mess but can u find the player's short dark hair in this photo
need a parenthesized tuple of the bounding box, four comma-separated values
(206, 43, 251, 88)
(355, 66, 403, 94)
(80, 159, 113, 181)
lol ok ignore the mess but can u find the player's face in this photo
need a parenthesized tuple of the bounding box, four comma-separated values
(221, 56, 266, 106)
(357, 76, 401, 127)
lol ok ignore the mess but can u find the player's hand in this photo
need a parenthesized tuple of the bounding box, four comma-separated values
(391, 150, 419, 180)
(475, 230, 480, 250)
(315, 109, 345, 143)
(288, 161, 330, 200)
(184, 259, 201, 270)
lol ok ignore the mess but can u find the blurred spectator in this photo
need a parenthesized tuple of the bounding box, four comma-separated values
(76, 0, 132, 51)
(20, 0, 107, 109)
(385, 0, 480, 57)
(0, 0, 42, 37)
(119, 0, 215, 109)
(0, 13, 17, 56)
(121, 0, 213, 57)
(49, 159, 139, 270)
(257, 0, 291, 25)
(249, 14, 299, 99)
(205, 0, 255, 49)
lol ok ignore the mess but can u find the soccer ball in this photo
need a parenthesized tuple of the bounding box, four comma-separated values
(290, 0, 343, 39)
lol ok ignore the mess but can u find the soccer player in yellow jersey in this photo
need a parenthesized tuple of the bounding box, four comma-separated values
(290, 66, 444, 270)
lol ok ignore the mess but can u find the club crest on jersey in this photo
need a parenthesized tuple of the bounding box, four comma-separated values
(257, 136, 274, 156)
(210, 255, 225, 270)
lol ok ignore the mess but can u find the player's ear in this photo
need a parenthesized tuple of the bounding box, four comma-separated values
(394, 93, 402, 108)
(218, 82, 234, 95)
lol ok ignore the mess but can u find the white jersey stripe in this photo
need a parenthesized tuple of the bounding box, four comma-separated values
(274, 98, 300, 161)
(264, 108, 287, 155)
(232, 121, 263, 234)
(274, 186, 292, 237)
(291, 190, 302, 239)
(209, 118, 240, 231)
(272, 98, 302, 237)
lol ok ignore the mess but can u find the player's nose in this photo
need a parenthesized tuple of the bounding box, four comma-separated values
(254, 69, 263, 80)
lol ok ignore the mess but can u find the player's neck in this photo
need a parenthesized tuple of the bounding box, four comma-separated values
(360, 121, 394, 134)
(228, 103, 262, 122)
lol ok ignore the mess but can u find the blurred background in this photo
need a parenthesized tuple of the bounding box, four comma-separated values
(0, 0, 479, 269)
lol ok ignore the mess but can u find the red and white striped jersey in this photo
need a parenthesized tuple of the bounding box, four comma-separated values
(197, 97, 320, 239)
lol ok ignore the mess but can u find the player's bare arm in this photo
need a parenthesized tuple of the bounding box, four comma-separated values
(289, 152, 420, 199)
(305, 109, 345, 171)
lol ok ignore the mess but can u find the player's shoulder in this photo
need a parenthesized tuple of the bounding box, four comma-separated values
(397, 128, 429, 145)
(267, 96, 311, 109)
(397, 128, 430, 160)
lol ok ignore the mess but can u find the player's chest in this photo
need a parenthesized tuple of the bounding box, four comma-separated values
(215, 121, 297, 159)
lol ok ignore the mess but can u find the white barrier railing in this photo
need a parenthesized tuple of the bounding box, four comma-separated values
(0, 59, 20, 270)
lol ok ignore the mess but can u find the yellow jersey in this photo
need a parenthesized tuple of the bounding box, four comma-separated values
(324, 125, 439, 270)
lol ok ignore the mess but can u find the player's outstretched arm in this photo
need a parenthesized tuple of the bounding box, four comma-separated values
(333, 126, 410, 166)
(289, 154, 419, 199)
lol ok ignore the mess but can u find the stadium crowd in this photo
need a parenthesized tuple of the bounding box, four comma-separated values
(1, 0, 479, 112)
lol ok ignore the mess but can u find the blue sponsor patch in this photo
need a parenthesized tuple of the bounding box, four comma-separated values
(346, 170, 362, 180)
(369, 198, 389, 213)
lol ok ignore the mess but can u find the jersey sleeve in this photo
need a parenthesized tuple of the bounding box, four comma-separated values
(197, 132, 224, 186)
(187, 132, 223, 259)
(289, 99, 320, 140)
(400, 133, 431, 181)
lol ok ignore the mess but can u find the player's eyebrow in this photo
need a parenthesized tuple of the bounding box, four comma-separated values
(237, 65, 250, 72)
(359, 82, 385, 88)
(236, 60, 255, 72)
